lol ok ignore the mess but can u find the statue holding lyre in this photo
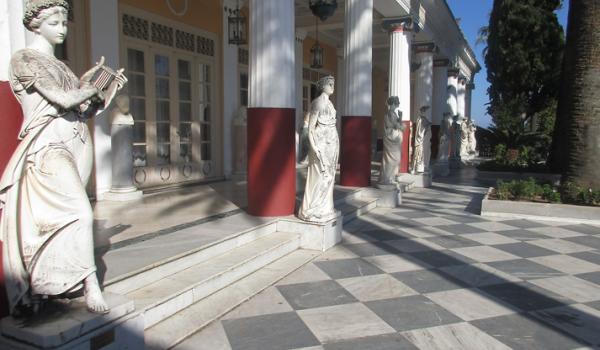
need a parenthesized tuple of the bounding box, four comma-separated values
(0, 0, 126, 315)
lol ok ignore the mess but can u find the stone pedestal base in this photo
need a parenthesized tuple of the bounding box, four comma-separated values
(0, 293, 142, 350)
(398, 172, 432, 188)
(278, 211, 342, 252)
(103, 187, 143, 202)
(432, 161, 450, 177)
(230, 172, 247, 181)
(369, 186, 402, 206)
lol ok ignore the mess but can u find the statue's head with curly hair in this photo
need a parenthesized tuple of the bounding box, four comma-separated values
(23, 0, 69, 31)
(316, 75, 335, 94)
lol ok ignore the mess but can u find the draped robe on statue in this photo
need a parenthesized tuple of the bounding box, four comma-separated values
(298, 94, 339, 223)
(0, 49, 96, 312)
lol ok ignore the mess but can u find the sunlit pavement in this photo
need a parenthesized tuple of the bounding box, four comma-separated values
(174, 170, 600, 350)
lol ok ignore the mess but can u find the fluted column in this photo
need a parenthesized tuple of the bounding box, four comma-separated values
(465, 82, 475, 119)
(413, 43, 435, 172)
(447, 67, 460, 159)
(247, 0, 296, 216)
(457, 76, 467, 119)
(384, 16, 414, 173)
(340, 0, 373, 187)
(431, 59, 449, 160)
(222, 0, 240, 178)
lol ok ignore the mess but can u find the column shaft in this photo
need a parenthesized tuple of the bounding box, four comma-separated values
(340, 0, 373, 187)
(431, 60, 449, 160)
(222, 1, 240, 178)
(413, 45, 434, 171)
(387, 22, 412, 173)
(247, 0, 296, 216)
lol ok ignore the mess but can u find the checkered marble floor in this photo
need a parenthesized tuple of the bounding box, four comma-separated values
(174, 182, 600, 350)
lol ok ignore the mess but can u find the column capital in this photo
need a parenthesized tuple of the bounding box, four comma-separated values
(382, 16, 419, 33)
(412, 42, 437, 54)
(434, 58, 450, 67)
(458, 76, 468, 85)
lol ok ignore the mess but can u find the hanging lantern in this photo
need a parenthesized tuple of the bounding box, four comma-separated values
(311, 17, 324, 69)
(228, 2, 246, 45)
(311, 42, 324, 69)
(309, 0, 338, 21)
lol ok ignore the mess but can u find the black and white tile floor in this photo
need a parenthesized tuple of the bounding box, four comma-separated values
(174, 181, 600, 350)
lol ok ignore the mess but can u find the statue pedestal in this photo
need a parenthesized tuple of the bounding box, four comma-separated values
(371, 185, 402, 206)
(449, 157, 463, 169)
(0, 293, 143, 350)
(398, 172, 432, 188)
(278, 211, 342, 252)
(104, 119, 143, 202)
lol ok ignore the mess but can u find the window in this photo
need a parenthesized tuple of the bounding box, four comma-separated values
(128, 48, 148, 167)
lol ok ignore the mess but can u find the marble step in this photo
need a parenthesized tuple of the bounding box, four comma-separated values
(338, 196, 379, 223)
(104, 220, 278, 295)
(126, 231, 301, 329)
(145, 249, 319, 350)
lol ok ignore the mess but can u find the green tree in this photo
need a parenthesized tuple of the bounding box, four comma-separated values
(485, 0, 564, 142)
(550, 0, 600, 188)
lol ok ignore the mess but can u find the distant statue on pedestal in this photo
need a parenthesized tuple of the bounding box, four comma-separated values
(0, 0, 126, 315)
(437, 112, 453, 163)
(451, 114, 462, 159)
(460, 117, 471, 158)
(298, 76, 339, 223)
(467, 118, 477, 155)
(378, 96, 405, 186)
(410, 106, 432, 174)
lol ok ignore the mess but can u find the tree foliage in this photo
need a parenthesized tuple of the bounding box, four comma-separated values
(485, 0, 565, 137)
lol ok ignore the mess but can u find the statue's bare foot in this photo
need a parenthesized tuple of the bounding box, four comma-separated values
(84, 275, 109, 314)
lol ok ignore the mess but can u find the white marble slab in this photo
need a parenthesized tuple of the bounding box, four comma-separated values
(464, 232, 520, 245)
(402, 322, 512, 350)
(529, 255, 600, 274)
(451, 246, 520, 263)
(364, 254, 431, 273)
(529, 276, 600, 303)
(528, 239, 594, 254)
(425, 288, 517, 321)
(337, 274, 417, 302)
(298, 303, 395, 343)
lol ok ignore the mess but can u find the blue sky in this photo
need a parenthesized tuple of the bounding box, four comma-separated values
(445, 0, 570, 128)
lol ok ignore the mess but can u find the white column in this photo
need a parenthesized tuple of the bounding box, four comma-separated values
(465, 82, 474, 119)
(295, 30, 306, 159)
(222, 0, 240, 179)
(413, 43, 434, 172)
(342, 0, 373, 117)
(447, 70, 459, 116)
(90, 0, 120, 199)
(336, 48, 345, 138)
(0, 0, 33, 81)
(249, 0, 295, 108)
(432, 59, 449, 126)
(457, 77, 466, 119)
(387, 22, 411, 122)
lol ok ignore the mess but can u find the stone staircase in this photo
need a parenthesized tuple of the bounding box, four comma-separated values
(0, 185, 403, 350)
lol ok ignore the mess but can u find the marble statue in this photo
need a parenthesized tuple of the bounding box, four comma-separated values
(451, 114, 462, 159)
(378, 96, 405, 186)
(298, 76, 339, 223)
(459, 117, 471, 157)
(0, 0, 126, 315)
(410, 106, 432, 174)
(437, 112, 453, 163)
(467, 118, 477, 154)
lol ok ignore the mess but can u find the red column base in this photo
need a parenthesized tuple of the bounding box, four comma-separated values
(340, 116, 371, 187)
(0, 81, 23, 317)
(430, 125, 441, 161)
(400, 120, 412, 173)
(247, 107, 296, 217)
